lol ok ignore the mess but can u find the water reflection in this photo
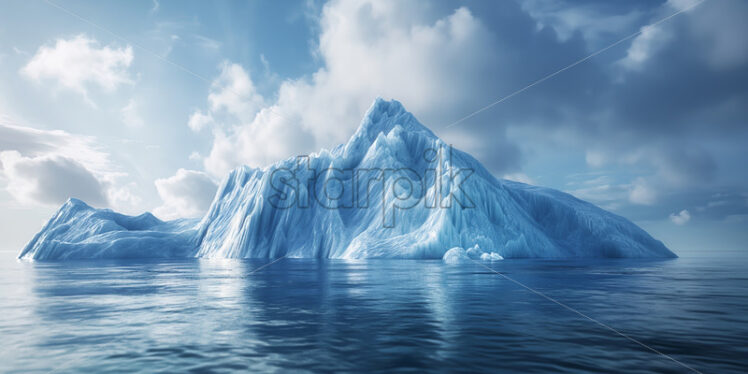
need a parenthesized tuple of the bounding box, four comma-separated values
(0, 257, 745, 373)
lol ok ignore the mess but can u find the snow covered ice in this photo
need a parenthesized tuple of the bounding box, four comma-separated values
(19, 99, 676, 260)
(443, 245, 503, 264)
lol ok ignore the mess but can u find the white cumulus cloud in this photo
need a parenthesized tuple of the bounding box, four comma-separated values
(187, 110, 213, 132)
(21, 34, 133, 102)
(0, 151, 108, 207)
(207, 61, 264, 122)
(153, 168, 217, 220)
(0, 117, 134, 209)
(198, 0, 503, 177)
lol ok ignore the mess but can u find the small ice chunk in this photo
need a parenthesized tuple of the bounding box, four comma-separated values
(443, 247, 469, 264)
(480, 252, 503, 261)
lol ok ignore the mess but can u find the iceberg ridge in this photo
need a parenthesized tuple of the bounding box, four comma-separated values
(19, 98, 676, 260)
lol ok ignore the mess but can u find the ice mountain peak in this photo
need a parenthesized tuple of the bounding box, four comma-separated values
(19, 98, 676, 260)
(341, 98, 438, 164)
(353, 98, 435, 141)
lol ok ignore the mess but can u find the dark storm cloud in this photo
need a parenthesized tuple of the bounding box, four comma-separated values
(420, 0, 748, 221)
(454, 0, 747, 144)
(426, 0, 611, 173)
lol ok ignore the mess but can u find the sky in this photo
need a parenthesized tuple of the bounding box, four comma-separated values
(0, 0, 746, 255)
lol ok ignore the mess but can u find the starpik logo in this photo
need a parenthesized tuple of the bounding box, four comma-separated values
(266, 144, 475, 228)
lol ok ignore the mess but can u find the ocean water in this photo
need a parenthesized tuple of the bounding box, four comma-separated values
(1, 253, 746, 373)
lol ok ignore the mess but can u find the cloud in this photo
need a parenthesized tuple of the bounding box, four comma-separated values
(0, 151, 108, 207)
(617, 0, 696, 72)
(669, 209, 691, 225)
(193, 35, 221, 51)
(200, 0, 523, 177)
(203, 108, 315, 176)
(153, 169, 217, 219)
(616, 0, 748, 72)
(667, 0, 748, 70)
(121, 99, 145, 128)
(521, 0, 645, 45)
(0, 116, 111, 172)
(187, 110, 213, 132)
(565, 175, 629, 211)
(585, 150, 607, 167)
(545, 0, 747, 215)
(629, 177, 657, 205)
(21, 34, 133, 102)
(207, 61, 264, 122)
(619, 24, 672, 71)
(0, 117, 133, 209)
(188, 151, 202, 161)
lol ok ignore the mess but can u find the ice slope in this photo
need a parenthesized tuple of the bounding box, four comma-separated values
(19, 99, 676, 260)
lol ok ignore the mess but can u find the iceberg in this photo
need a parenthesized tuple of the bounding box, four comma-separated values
(19, 198, 199, 260)
(19, 99, 676, 260)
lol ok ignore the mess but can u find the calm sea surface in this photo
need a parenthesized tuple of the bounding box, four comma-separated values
(1, 252, 746, 373)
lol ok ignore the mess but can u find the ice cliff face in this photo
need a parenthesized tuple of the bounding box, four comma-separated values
(19, 99, 676, 260)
